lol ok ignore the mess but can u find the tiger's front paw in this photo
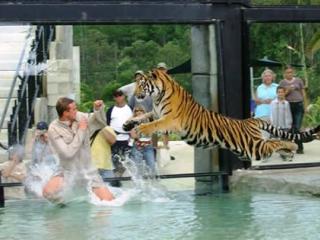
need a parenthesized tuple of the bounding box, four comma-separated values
(136, 123, 154, 136)
(123, 119, 140, 131)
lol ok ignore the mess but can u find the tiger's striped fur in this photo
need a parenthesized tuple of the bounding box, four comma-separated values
(133, 69, 319, 161)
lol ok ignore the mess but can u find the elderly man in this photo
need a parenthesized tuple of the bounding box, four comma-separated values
(42, 97, 114, 203)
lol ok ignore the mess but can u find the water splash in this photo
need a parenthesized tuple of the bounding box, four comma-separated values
(25, 143, 170, 206)
(89, 187, 136, 207)
(124, 155, 170, 202)
(24, 154, 60, 198)
(89, 153, 171, 206)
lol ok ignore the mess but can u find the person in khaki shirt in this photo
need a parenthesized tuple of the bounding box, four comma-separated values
(42, 97, 114, 203)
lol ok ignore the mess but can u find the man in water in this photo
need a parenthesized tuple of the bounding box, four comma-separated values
(42, 97, 114, 203)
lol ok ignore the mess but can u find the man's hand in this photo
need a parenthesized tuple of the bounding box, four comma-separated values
(93, 100, 104, 110)
(78, 118, 88, 130)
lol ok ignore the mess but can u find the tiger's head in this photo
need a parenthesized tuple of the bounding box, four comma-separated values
(134, 69, 166, 100)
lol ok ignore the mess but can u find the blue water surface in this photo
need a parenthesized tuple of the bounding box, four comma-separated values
(1, 190, 320, 240)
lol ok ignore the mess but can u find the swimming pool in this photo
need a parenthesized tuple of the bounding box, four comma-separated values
(1, 188, 320, 240)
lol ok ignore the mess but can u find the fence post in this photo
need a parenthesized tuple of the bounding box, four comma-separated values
(0, 174, 4, 207)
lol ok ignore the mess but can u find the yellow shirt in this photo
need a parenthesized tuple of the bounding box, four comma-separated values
(91, 126, 116, 170)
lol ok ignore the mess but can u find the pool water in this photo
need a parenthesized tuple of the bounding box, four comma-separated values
(1, 189, 320, 240)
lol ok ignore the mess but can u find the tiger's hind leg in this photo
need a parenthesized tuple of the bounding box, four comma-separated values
(278, 149, 295, 161)
(274, 140, 297, 162)
(258, 139, 297, 162)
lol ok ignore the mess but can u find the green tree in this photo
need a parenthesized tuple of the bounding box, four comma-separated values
(73, 24, 191, 107)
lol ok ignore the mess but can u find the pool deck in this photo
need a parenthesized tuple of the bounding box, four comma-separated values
(231, 141, 320, 197)
(165, 141, 320, 198)
(231, 167, 320, 197)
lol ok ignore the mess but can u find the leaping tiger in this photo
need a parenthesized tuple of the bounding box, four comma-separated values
(123, 69, 320, 161)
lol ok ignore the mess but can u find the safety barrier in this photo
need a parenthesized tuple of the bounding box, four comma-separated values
(0, 171, 229, 207)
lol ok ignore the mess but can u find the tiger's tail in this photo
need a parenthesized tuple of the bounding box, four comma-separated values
(256, 119, 320, 142)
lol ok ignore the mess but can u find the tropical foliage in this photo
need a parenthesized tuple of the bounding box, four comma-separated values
(249, 21, 320, 126)
(73, 2, 320, 123)
(304, 97, 320, 126)
(73, 25, 191, 111)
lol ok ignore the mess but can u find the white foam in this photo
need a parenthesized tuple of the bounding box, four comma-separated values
(89, 187, 137, 207)
(25, 147, 172, 207)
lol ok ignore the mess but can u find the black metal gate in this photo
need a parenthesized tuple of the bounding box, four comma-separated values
(0, 0, 319, 172)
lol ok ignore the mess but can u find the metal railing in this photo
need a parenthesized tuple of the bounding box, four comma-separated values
(0, 26, 33, 149)
(7, 25, 55, 146)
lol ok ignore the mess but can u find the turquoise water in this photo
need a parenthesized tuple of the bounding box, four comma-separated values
(1, 190, 320, 240)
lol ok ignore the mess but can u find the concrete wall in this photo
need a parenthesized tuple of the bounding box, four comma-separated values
(34, 25, 80, 123)
(191, 24, 220, 194)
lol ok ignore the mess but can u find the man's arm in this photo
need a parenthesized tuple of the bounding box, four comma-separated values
(48, 120, 87, 159)
(101, 127, 116, 145)
(88, 100, 107, 128)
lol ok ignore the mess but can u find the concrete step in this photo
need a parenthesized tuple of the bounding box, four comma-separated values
(0, 70, 21, 77)
(0, 129, 8, 142)
(0, 44, 31, 53)
(0, 78, 20, 88)
(0, 61, 28, 71)
(0, 97, 18, 110)
(0, 98, 18, 126)
(0, 52, 29, 61)
(0, 136, 7, 145)
(0, 33, 30, 42)
(0, 87, 19, 98)
(0, 117, 11, 129)
(0, 71, 19, 80)
(0, 25, 30, 33)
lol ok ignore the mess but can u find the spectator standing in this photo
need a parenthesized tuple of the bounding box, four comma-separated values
(254, 68, 278, 121)
(279, 65, 306, 154)
(157, 62, 168, 72)
(119, 70, 144, 100)
(90, 126, 116, 180)
(106, 90, 133, 185)
(120, 70, 153, 112)
(270, 86, 292, 130)
(127, 105, 156, 175)
(31, 121, 56, 165)
(25, 121, 58, 197)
